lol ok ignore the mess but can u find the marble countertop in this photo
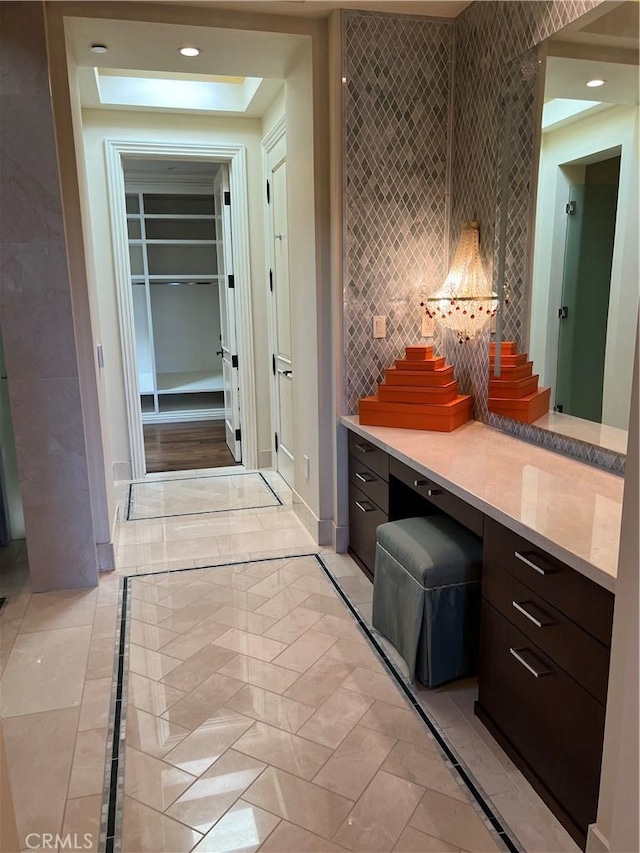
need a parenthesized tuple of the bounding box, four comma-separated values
(342, 416, 623, 593)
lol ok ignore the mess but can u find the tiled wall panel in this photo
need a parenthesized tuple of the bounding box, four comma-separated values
(343, 11, 454, 414)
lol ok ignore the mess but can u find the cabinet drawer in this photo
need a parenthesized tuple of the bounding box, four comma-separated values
(483, 559, 609, 705)
(348, 456, 389, 514)
(348, 432, 389, 482)
(477, 601, 605, 840)
(348, 482, 388, 577)
(483, 517, 614, 647)
(389, 457, 484, 537)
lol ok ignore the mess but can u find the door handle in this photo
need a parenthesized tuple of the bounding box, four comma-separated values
(216, 350, 223, 357)
(277, 369, 293, 377)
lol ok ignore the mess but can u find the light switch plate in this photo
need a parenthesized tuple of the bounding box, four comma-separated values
(421, 313, 434, 338)
(373, 315, 386, 338)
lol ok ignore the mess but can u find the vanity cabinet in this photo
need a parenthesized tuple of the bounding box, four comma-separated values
(476, 518, 614, 847)
(347, 432, 389, 578)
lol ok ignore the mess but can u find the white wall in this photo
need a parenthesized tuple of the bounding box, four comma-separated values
(588, 315, 639, 853)
(262, 89, 285, 140)
(285, 41, 324, 528)
(81, 108, 271, 475)
(530, 104, 639, 429)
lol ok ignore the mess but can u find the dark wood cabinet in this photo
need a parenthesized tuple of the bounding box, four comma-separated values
(347, 432, 389, 578)
(477, 518, 614, 849)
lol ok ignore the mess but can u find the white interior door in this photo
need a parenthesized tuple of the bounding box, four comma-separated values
(267, 135, 294, 487)
(214, 166, 242, 462)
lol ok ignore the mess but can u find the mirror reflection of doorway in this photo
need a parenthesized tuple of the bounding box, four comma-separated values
(556, 155, 620, 421)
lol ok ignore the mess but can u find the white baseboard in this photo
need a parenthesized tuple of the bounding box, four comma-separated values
(586, 825, 609, 853)
(258, 449, 273, 469)
(333, 523, 349, 553)
(113, 461, 132, 481)
(141, 408, 224, 424)
(292, 490, 333, 546)
(97, 541, 116, 572)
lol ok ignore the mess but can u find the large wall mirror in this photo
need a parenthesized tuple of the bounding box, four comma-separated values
(495, 1, 638, 457)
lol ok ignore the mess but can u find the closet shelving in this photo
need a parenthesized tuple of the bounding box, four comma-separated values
(126, 184, 225, 424)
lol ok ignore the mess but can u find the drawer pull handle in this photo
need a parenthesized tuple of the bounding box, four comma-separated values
(355, 442, 375, 453)
(509, 647, 552, 678)
(414, 479, 429, 487)
(355, 472, 375, 484)
(427, 488, 443, 497)
(355, 500, 374, 513)
(514, 551, 554, 576)
(512, 600, 551, 629)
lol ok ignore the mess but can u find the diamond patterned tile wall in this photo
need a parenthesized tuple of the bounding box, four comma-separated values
(343, 11, 454, 415)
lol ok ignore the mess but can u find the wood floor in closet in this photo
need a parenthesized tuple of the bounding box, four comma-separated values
(143, 421, 239, 473)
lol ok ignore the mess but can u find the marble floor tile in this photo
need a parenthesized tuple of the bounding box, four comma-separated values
(210, 605, 278, 635)
(312, 614, 368, 645)
(341, 667, 408, 708)
(243, 766, 353, 840)
(163, 709, 255, 776)
(301, 594, 353, 619)
(124, 746, 196, 811)
(258, 820, 348, 853)
(359, 701, 439, 754)
(161, 644, 237, 693)
(217, 655, 301, 695)
(129, 619, 179, 651)
(19, 588, 97, 633)
(297, 687, 374, 749)
(62, 795, 102, 853)
(127, 672, 186, 717)
(491, 788, 582, 853)
(226, 684, 315, 734)
(1, 625, 91, 716)
(78, 677, 112, 732)
(333, 770, 425, 852)
(204, 586, 270, 613)
(129, 644, 182, 681)
(393, 826, 458, 852)
(85, 635, 116, 681)
(161, 673, 245, 731)
(271, 629, 338, 673)
(193, 799, 280, 853)
(126, 707, 191, 759)
(408, 788, 501, 852)
(325, 638, 386, 673)
(312, 726, 396, 801)
(444, 723, 517, 797)
(2, 708, 79, 842)
(381, 740, 468, 802)
(212, 628, 287, 663)
(159, 620, 230, 661)
(123, 796, 202, 853)
(253, 586, 311, 619)
(284, 656, 355, 708)
(68, 728, 108, 798)
(233, 720, 333, 780)
(166, 750, 267, 833)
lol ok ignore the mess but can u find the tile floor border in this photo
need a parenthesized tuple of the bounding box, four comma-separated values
(125, 472, 283, 522)
(99, 551, 523, 853)
(310, 553, 524, 853)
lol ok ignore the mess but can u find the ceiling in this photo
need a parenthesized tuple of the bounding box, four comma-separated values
(146, 0, 471, 19)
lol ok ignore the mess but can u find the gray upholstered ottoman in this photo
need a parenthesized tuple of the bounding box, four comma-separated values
(372, 516, 482, 687)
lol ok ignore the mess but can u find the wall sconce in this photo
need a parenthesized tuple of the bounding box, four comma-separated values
(421, 221, 498, 342)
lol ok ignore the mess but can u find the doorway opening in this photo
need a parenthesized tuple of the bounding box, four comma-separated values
(121, 157, 242, 473)
(555, 153, 621, 421)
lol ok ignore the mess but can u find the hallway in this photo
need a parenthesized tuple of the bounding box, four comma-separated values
(143, 423, 240, 474)
(0, 469, 579, 853)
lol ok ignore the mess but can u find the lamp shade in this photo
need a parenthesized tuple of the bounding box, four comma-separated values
(421, 221, 498, 342)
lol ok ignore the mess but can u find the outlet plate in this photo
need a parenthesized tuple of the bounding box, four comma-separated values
(373, 315, 386, 339)
(421, 313, 434, 338)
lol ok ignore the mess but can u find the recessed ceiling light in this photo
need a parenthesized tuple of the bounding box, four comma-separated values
(586, 79, 605, 88)
(90, 43, 108, 53)
(179, 46, 201, 57)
